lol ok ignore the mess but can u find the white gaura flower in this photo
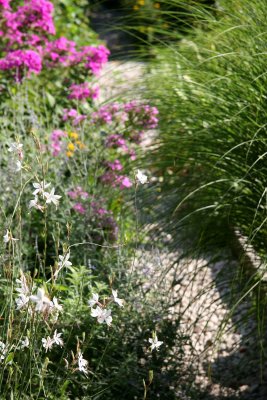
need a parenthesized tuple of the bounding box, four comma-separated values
(98, 308, 112, 326)
(88, 293, 99, 308)
(19, 337, 29, 349)
(44, 187, 61, 207)
(136, 170, 148, 184)
(52, 297, 63, 312)
(29, 197, 44, 212)
(32, 181, 51, 196)
(8, 142, 23, 159)
(3, 230, 19, 243)
(58, 253, 72, 269)
(29, 288, 52, 312)
(3, 230, 9, 243)
(78, 352, 88, 375)
(91, 306, 112, 326)
(42, 336, 54, 352)
(111, 289, 124, 307)
(53, 330, 63, 347)
(15, 160, 22, 172)
(15, 294, 30, 310)
(0, 341, 7, 360)
(16, 272, 30, 296)
(148, 334, 163, 352)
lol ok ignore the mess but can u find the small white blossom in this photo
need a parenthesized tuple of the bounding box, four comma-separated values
(29, 197, 44, 211)
(8, 142, 23, 159)
(88, 293, 99, 308)
(3, 230, 18, 244)
(111, 289, 124, 307)
(29, 288, 52, 312)
(3, 230, 9, 243)
(136, 170, 148, 184)
(16, 272, 30, 296)
(78, 352, 88, 375)
(91, 306, 112, 326)
(44, 187, 61, 207)
(148, 334, 163, 351)
(0, 341, 7, 360)
(32, 181, 51, 196)
(19, 337, 29, 349)
(15, 160, 22, 172)
(42, 336, 54, 352)
(58, 253, 72, 269)
(52, 297, 63, 312)
(15, 294, 30, 310)
(53, 330, 63, 347)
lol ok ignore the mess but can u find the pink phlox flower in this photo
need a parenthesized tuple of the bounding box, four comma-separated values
(68, 186, 88, 200)
(3, 0, 55, 47)
(106, 159, 123, 171)
(105, 134, 128, 151)
(43, 37, 77, 67)
(50, 129, 67, 156)
(82, 44, 110, 75)
(116, 176, 132, 189)
(73, 203, 86, 214)
(68, 82, 99, 101)
(101, 172, 132, 190)
(0, 50, 42, 78)
(62, 109, 87, 125)
(0, 0, 10, 9)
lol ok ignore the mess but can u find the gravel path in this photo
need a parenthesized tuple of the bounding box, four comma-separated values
(93, 7, 267, 398)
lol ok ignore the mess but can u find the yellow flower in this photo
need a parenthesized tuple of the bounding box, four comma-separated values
(67, 143, 75, 152)
(66, 151, 74, 158)
(133, 5, 139, 10)
(69, 132, 79, 140)
(154, 2, 160, 8)
(137, 0, 145, 5)
(76, 140, 86, 150)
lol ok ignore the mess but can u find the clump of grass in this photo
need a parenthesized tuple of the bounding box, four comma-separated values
(145, 0, 267, 258)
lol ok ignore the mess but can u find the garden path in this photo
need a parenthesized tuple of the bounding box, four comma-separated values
(92, 5, 266, 399)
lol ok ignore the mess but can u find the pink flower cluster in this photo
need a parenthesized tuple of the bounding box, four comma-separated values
(68, 187, 89, 200)
(124, 101, 159, 129)
(63, 109, 87, 126)
(82, 45, 110, 75)
(0, 0, 110, 80)
(101, 172, 132, 190)
(0, 0, 10, 9)
(68, 83, 99, 101)
(42, 40, 109, 74)
(92, 101, 159, 130)
(3, 0, 55, 46)
(67, 189, 118, 242)
(91, 201, 118, 242)
(0, 50, 42, 78)
(50, 130, 67, 156)
(43, 37, 77, 67)
(92, 103, 122, 125)
(68, 187, 89, 215)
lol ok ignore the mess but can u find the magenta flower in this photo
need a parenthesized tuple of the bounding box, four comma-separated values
(68, 83, 99, 101)
(0, 0, 10, 9)
(106, 159, 123, 171)
(3, 0, 55, 46)
(62, 109, 87, 125)
(117, 176, 132, 189)
(82, 45, 110, 75)
(68, 187, 88, 200)
(50, 130, 67, 156)
(73, 203, 86, 214)
(0, 50, 42, 78)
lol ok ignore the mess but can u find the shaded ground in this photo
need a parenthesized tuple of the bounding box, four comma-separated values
(90, 3, 141, 60)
